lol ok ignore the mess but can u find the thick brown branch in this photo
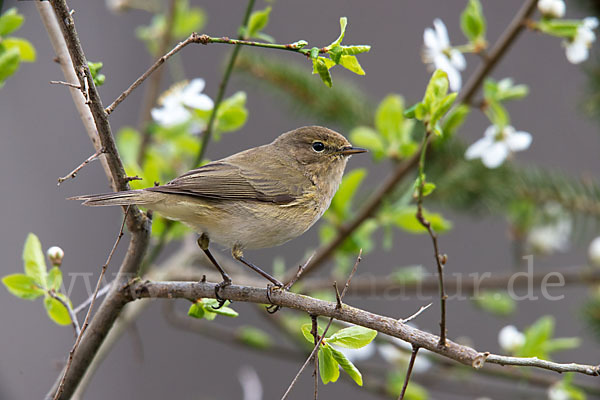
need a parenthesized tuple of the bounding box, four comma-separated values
(122, 280, 600, 377)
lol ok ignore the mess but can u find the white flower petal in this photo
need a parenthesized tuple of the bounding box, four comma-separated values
(449, 49, 466, 70)
(483, 125, 498, 138)
(465, 136, 493, 159)
(151, 104, 190, 126)
(506, 131, 532, 151)
(577, 26, 596, 45)
(481, 142, 509, 168)
(498, 325, 525, 353)
(183, 93, 214, 111)
(424, 28, 440, 51)
(433, 18, 450, 49)
(566, 41, 589, 64)
(433, 54, 461, 91)
(185, 78, 206, 95)
(584, 16, 599, 30)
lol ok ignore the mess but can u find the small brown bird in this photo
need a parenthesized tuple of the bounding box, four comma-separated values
(72, 126, 366, 306)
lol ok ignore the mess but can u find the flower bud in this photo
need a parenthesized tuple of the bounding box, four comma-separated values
(537, 0, 566, 19)
(498, 325, 525, 353)
(47, 246, 64, 267)
(588, 237, 600, 267)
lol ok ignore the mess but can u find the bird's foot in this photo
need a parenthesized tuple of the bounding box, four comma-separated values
(265, 283, 284, 314)
(213, 278, 232, 310)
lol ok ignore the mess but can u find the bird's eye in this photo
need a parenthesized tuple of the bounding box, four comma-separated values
(312, 142, 325, 152)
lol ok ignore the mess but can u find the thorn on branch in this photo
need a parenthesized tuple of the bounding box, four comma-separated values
(333, 281, 342, 309)
(400, 303, 432, 324)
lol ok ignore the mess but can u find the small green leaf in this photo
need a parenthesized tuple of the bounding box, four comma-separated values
(328, 45, 343, 64)
(424, 69, 449, 107)
(23, 233, 47, 288)
(338, 55, 365, 75)
(47, 267, 62, 292)
(544, 337, 581, 354)
(393, 206, 452, 234)
(87, 61, 105, 87)
(201, 298, 239, 317)
(441, 104, 470, 139)
(460, 0, 486, 42)
(485, 100, 510, 128)
(187, 302, 205, 319)
(473, 290, 516, 316)
(404, 103, 418, 119)
(238, 326, 271, 349)
(0, 8, 24, 36)
(421, 182, 436, 197)
(328, 17, 348, 48)
(0, 47, 20, 82)
(2, 274, 45, 300)
(341, 45, 371, 55)
(327, 325, 377, 349)
(301, 322, 324, 343)
(2, 38, 36, 62)
(246, 6, 271, 39)
(313, 58, 332, 87)
(386, 371, 429, 400)
(44, 296, 71, 325)
(329, 346, 363, 385)
(430, 92, 457, 132)
(330, 168, 367, 219)
(537, 19, 580, 39)
(350, 127, 385, 160)
(318, 344, 340, 384)
(517, 316, 554, 358)
(391, 265, 425, 284)
(216, 91, 248, 133)
(375, 95, 405, 141)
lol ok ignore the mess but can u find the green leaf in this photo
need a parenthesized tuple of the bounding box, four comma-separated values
(246, 6, 271, 39)
(421, 182, 436, 197)
(216, 91, 248, 133)
(473, 290, 516, 316)
(330, 168, 366, 219)
(517, 316, 554, 358)
(544, 337, 581, 354)
(328, 325, 377, 349)
(187, 302, 205, 319)
(460, 0, 486, 42)
(0, 8, 24, 36)
(537, 19, 580, 39)
(2, 274, 45, 300)
(173, 0, 206, 38)
(350, 127, 385, 160)
(424, 69, 449, 107)
(391, 265, 425, 284)
(393, 206, 452, 234)
(87, 61, 105, 86)
(338, 55, 365, 75)
(328, 17, 348, 48)
(386, 371, 429, 400)
(237, 326, 271, 349)
(485, 100, 509, 128)
(318, 344, 340, 384)
(2, 38, 36, 62)
(341, 45, 371, 55)
(312, 58, 333, 87)
(44, 296, 71, 325)
(430, 92, 457, 133)
(0, 47, 20, 82)
(47, 267, 63, 292)
(440, 104, 470, 139)
(23, 233, 47, 288)
(329, 346, 363, 385)
(375, 95, 404, 141)
(202, 298, 239, 317)
(301, 322, 324, 343)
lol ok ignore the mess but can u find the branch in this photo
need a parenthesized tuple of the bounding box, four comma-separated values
(57, 147, 105, 185)
(48, 290, 81, 337)
(122, 280, 600, 377)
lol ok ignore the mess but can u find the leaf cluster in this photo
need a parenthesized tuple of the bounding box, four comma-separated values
(0, 8, 36, 88)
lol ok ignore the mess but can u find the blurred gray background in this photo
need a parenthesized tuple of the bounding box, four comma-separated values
(1, 0, 599, 399)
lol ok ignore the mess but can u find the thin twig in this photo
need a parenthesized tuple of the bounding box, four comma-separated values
(280, 251, 363, 399)
(193, 0, 256, 168)
(400, 303, 432, 324)
(53, 207, 130, 400)
(284, 251, 316, 290)
(50, 80, 81, 89)
(398, 345, 420, 400)
(415, 132, 447, 346)
(48, 290, 81, 337)
(311, 314, 319, 400)
(57, 147, 105, 185)
(73, 282, 112, 314)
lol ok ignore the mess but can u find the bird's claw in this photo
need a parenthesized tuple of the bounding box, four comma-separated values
(265, 284, 284, 314)
(213, 278, 232, 310)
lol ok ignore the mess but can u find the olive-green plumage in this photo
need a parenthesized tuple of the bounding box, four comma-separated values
(72, 125, 365, 254)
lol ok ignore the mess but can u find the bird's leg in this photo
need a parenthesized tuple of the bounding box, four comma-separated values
(232, 246, 283, 313)
(197, 234, 231, 309)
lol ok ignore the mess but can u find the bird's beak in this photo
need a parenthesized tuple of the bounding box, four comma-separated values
(340, 146, 368, 155)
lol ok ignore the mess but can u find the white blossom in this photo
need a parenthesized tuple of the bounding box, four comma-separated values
(151, 78, 214, 127)
(423, 19, 466, 92)
(334, 341, 376, 363)
(465, 125, 532, 168)
(547, 382, 570, 400)
(565, 17, 599, 64)
(528, 219, 572, 255)
(498, 325, 525, 353)
(588, 236, 600, 267)
(537, 0, 566, 19)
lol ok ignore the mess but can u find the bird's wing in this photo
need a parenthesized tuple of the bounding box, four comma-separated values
(146, 161, 306, 204)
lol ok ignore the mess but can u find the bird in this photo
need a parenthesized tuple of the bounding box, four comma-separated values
(71, 126, 366, 307)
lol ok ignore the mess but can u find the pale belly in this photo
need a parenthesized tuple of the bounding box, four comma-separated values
(149, 195, 326, 250)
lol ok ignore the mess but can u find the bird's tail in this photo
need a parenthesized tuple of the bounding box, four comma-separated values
(69, 190, 156, 207)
